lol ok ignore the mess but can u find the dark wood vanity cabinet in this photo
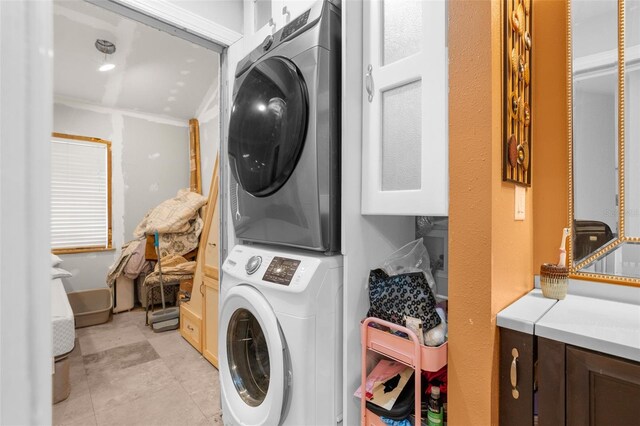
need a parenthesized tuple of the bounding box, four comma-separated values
(565, 345, 640, 426)
(500, 330, 640, 426)
(499, 328, 536, 426)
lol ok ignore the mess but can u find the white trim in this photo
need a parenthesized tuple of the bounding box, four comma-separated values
(0, 1, 53, 423)
(113, 0, 243, 47)
(54, 96, 190, 127)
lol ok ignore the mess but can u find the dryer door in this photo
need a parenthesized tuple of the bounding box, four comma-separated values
(219, 285, 291, 425)
(228, 57, 308, 198)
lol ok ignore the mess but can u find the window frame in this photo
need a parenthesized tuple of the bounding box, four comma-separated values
(51, 132, 113, 255)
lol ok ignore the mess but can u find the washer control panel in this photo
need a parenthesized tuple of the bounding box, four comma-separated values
(245, 255, 262, 275)
(262, 256, 301, 286)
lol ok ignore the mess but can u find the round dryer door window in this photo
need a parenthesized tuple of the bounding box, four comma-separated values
(228, 57, 308, 197)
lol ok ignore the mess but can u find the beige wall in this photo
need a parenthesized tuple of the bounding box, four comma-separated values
(447, 0, 564, 423)
(532, 0, 569, 270)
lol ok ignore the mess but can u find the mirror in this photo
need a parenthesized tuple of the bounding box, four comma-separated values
(569, 0, 640, 285)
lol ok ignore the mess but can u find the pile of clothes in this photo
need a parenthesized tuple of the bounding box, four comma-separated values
(107, 189, 207, 292)
(106, 238, 149, 287)
(133, 189, 207, 258)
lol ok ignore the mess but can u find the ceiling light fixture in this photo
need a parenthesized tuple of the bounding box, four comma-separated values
(95, 39, 116, 72)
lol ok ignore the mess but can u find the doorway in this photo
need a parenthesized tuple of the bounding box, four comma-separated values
(50, 0, 225, 423)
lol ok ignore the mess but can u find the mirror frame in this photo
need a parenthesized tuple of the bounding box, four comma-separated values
(567, 0, 640, 286)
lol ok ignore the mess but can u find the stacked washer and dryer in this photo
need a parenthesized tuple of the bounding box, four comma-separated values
(220, 1, 343, 425)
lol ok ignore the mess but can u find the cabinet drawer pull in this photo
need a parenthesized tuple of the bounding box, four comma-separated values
(365, 64, 374, 102)
(187, 324, 194, 331)
(510, 347, 519, 399)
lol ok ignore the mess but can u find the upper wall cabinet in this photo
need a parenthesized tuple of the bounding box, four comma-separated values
(244, 0, 317, 51)
(362, 0, 448, 216)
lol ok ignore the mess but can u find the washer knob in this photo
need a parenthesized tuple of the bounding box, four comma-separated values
(262, 35, 274, 51)
(246, 256, 262, 275)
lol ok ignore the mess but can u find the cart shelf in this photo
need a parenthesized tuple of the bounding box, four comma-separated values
(360, 317, 448, 426)
(364, 321, 448, 372)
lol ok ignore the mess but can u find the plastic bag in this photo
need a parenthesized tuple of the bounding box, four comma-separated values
(382, 238, 436, 291)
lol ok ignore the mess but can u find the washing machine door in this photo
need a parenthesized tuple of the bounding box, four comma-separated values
(228, 57, 308, 198)
(219, 285, 291, 425)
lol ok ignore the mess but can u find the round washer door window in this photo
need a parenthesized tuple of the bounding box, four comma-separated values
(228, 57, 308, 197)
(219, 285, 288, 426)
(227, 308, 270, 406)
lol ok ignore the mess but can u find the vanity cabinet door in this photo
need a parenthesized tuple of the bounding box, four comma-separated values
(362, 0, 447, 216)
(537, 338, 566, 426)
(566, 346, 640, 426)
(499, 328, 535, 426)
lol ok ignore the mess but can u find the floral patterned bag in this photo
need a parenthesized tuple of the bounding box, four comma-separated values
(367, 269, 441, 332)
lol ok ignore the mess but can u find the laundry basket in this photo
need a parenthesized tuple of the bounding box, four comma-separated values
(67, 288, 112, 328)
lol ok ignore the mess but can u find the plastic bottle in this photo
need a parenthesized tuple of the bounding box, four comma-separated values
(427, 386, 444, 426)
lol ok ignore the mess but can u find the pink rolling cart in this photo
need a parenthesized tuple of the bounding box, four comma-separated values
(360, 317, 448, 426)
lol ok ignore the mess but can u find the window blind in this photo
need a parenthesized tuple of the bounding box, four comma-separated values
(51, 137, 110, 250)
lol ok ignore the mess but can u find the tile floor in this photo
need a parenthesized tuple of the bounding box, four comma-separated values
(53, 309, 222, 426)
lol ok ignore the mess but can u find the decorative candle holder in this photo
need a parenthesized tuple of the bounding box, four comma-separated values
(540, 263, 569, 300)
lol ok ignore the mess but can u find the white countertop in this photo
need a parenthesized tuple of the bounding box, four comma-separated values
(497, 289, 558, 335)
(535, 294, 640, 362)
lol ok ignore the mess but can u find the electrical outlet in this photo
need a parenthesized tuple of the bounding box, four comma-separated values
(515, 185, 525, 220)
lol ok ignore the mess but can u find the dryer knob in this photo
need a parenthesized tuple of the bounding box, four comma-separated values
(262, 35, 274, 51)
(246, 256, 262, 275)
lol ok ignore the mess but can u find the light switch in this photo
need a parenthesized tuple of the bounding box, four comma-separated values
(515, 185, 525, 221)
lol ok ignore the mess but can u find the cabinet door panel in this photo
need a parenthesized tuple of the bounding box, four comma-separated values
(362, 0, 447, 215)
(499, 328, 535, 426)
(567, 346, 640, 426)
(537, 337, 566, 426)
(192, 153, 219, 367)
(203, 188, 220, 280)
(203, 282, 219, 368)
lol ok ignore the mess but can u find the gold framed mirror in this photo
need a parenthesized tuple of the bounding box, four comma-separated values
(568, 0, 640, 286)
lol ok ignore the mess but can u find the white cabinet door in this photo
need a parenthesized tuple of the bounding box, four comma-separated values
(362, 0, 448, 216)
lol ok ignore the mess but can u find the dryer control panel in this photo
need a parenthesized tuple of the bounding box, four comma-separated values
(280, 9, 311, 42)
(262, 257, 301, 286)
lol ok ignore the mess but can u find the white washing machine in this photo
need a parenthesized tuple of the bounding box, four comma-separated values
(219, 244, 343, 425)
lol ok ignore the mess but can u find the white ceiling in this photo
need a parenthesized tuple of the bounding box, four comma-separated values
(53, 0, 219, 120)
